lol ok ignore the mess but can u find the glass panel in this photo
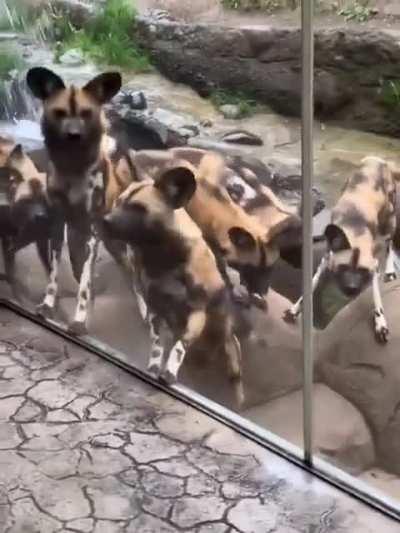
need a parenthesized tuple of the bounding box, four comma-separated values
(0, 0, 307, 453)
(312, 1, 400, 507)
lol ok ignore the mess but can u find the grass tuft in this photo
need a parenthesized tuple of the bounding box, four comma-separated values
(54, 0, 152, 71)
(210, 89, 259, 117)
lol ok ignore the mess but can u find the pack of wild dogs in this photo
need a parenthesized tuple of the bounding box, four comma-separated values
(1, 68, 400, 407)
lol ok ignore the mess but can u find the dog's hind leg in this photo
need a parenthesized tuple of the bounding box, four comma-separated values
(147, 312, 165, 379)
(162, 309, 207, 385)
(37, 219, 64, 319)
(284, 254, 328, 323)
(373, 269, 389, 344)
(68, 229, 99, 336)
(384, 240, 397, 282)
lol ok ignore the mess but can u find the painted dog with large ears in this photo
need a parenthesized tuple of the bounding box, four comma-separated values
(26, 67, 122, 334)
(285, 156, 400, 343)
(103, 166, 245, 406)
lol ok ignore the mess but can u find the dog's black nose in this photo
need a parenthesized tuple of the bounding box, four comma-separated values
(67, 131, 82, 141)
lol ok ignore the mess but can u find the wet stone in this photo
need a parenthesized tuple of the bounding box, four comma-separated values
(197, 525, 228, 533)
(186, 472, 219, 496)
(67, 395, 96, 419)
(87, 478, 139, 521)
(94, 520, 127, 533)
(186, 446, 257, 482)
(5, 497, 61, 533)
(140, 493, 172, 519)
(0, 379, 31, 399)
(90, 432, 125, 448)
(152, 457, 198, 477)
(228, 498, 280, 533)
(171, 496, 227, 529)
(35, 479, 91, 522)
(67, 517, 94, 532)
(78, 448, 132, 477)
(0, 423, 22, 449)
(28, 380, 77, 409)
(126, 515, 177, 533)
(125, 433, 186, 463)
(119, 468, 140, 488)
(0, 354, 14, 366)
(46, 409, 80, 423)
(88, 399, 122, 420)
(0, 396, 24, 420)
(155, 410, 220, 443)
(222, 480, 260, 499)
(141, 470, 185, 498)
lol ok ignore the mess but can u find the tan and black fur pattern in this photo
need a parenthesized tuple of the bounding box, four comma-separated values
(26, 67, 122, 335)
(285, 156, 400, 343)
(102, 167, 245, 406)
(0, 142, 51, 299)
(125, 147, 302, 300)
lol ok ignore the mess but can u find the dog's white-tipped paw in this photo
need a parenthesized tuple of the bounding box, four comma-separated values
(374, 311, 389, 344)
(384, 272, 397, 283)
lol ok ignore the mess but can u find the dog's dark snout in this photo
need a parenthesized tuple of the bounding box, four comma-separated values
(67, 131, 82, 141)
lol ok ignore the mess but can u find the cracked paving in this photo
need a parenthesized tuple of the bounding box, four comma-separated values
(0, 308, 398, 533)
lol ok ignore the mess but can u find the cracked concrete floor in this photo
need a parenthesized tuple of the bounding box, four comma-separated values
(0, 308, 399, 533)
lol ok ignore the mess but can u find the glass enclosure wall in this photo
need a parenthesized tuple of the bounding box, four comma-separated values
(0, 0, 399, 518)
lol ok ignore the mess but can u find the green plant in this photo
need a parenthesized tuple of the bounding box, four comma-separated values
(210, 89, 259, 117)
(380, 80, 400, 110)
(54, 0, 152, 71)
(0, 50, 24, 78)
(338, 2, 373, 22)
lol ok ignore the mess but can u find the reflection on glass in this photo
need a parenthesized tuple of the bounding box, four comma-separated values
(0, 0, 310, 474)
(306, 3, 400, 505)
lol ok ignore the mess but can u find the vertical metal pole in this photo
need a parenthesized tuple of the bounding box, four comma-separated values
(301, 0, 314, 466)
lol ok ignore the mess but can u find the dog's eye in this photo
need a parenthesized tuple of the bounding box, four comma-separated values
(53, 108, 67, 119)
(80, 109, 92, 119)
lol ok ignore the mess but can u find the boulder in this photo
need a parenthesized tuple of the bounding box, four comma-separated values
(137, 19, 400, 137)
(245, 384, 375, 474)
(359, 469, 400, 502)
(316, 279, 400, 475)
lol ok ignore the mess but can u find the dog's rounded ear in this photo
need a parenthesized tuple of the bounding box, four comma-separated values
(83, 72, 122, 104)
(156, 167, 196, 209)
(267, 215, 302, 249)
(26, 68, 65, 100)
(266, 215, 303, 268)
(325, 224, 351, 252)
(228, 226, 257, 251)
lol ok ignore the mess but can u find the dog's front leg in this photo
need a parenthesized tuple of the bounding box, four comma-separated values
(284, 254, 329, 323)
(162, 309, 207, 385)
(373, 269, 389, 344)
(147, 312, 165, 378)
(68, 227, 99, 336)
(36, 217, 64, 319)
(127, 246, 148, 323)
(384, 240, 397, 282)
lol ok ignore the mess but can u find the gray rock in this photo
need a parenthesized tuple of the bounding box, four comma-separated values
(137, 18, 400, 136)
(221, 129, 263, 146)
(317, 279, 400, 475)
(219, 104, 242, 120)
(246, 384, 375, 475)
(59, 48, 85, 67)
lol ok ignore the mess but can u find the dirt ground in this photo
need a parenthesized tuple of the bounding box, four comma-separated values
(136, 0, 400, 30)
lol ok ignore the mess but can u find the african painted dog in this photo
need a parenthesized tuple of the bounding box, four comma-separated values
(0, 142, 51, 299)
(285, 156, 400, 343)
(125, 148, 302, 302)
(102, 167, 245, 406)
(26, 67, 122, 334)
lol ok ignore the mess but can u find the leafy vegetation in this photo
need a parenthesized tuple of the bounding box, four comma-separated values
(338, 2, 373, 22)
(380, 80, 400, 110)
(52, 0, 152, 71)
(210, 89, 259, 117)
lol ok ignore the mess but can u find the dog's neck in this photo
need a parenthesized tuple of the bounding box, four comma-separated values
(46, 140, 102, 183)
